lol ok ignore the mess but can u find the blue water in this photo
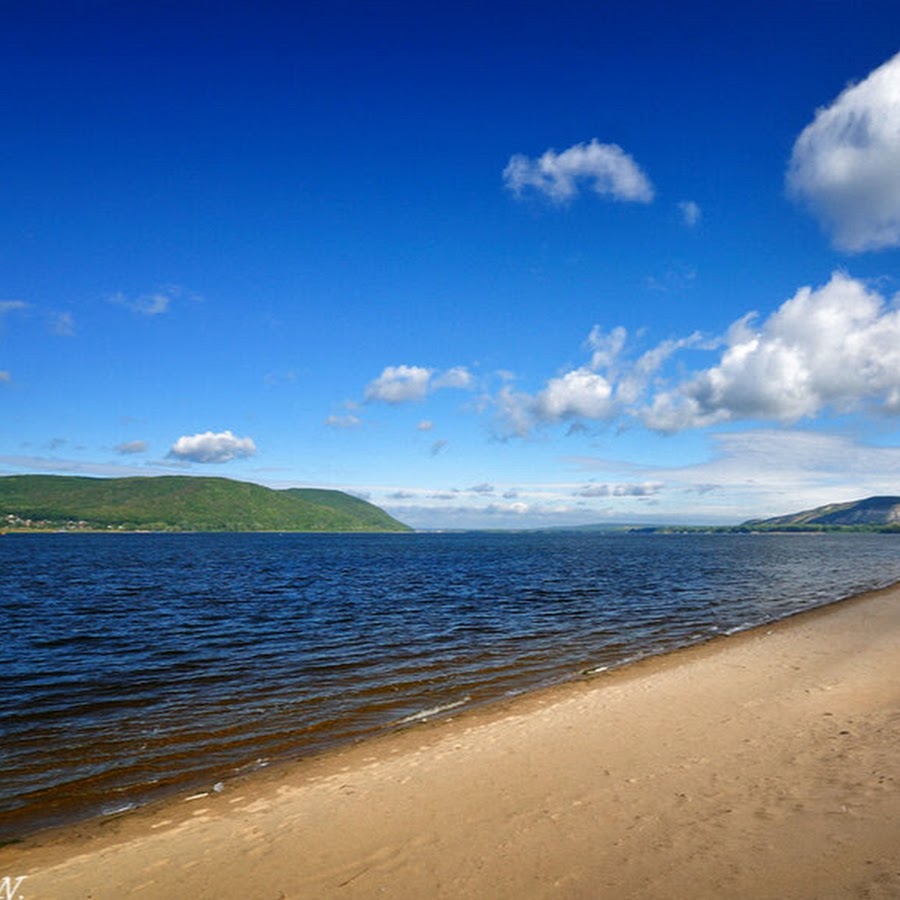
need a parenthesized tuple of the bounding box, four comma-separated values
(2, 530, 900, 838)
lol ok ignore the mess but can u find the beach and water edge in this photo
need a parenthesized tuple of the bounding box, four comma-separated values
(4, 579, 900, 899)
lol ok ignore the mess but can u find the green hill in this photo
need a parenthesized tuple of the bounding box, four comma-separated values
(742, 496, 900, 531)
(0, 475, 411, 532)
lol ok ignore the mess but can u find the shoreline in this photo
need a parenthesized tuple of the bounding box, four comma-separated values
(5, 582, 900, 897)
(2, 580, 880, 846)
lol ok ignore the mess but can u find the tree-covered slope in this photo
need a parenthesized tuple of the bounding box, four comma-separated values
(0, 475, 411, 532)
(743, 496, 900, 530)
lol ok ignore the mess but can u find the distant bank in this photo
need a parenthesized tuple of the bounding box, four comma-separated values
(627, 495, 900, 534)
(0, 474, 411, 533)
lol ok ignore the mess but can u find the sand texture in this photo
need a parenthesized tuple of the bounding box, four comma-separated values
(4, 585, 900, 899)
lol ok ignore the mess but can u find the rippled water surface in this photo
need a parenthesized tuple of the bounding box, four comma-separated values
(3, 530, 900, 837)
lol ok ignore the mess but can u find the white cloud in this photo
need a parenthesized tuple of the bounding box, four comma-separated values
(787, 50, 900, 251)
(493, 329, 628, 436)
(567, 428, 900, 525)
(0, 300, 28, 316)
(0, 455, 162, 478)
(574, 482, 663, 498)
(492, 324, 689, 436)
(494, 385, 537, 438)
(365, 365, 433, 403)
(432, 366, 474, 389)
(644, 264, 698, 294)
(0, 371, 10, 384)
(417, 420, 434, 431)
(678, 200, 701, 227)
(325, 414, 362, 429)
(111, 291, 170, 315)
(115, 440, 148, 455)
(111, 285, 195, 316)
(52, 312, 75, 336)
(536, 368, 616, 421)
(642, 272, 900, 430)
(617, 332, 707, 405)
(503, 139, 654, 204)
(700, 430, 900, 489)
(587, 325, 627, 369)
(364, 364, 474, 404)
(492, 272, 900, 438)
(167, 430, 257, 463)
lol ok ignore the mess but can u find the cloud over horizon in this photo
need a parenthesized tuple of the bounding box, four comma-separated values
(115, 440, 148, 455)
(487, 272, 900, 437)
(788, 50, 900, 252)
(642, 272, 900, 431)
(503, 139, 654, 204)
(167, 430, 257, 463)
(574, 481, 663, 498)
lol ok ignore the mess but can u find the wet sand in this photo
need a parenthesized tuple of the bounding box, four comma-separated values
(4, 583, 900, 899)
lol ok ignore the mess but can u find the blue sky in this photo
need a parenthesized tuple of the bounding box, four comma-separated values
(5, 1, 900, 528)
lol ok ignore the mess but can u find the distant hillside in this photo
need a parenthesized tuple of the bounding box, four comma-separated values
(0, 475, 411, 532)
(743, 496, 900, 531)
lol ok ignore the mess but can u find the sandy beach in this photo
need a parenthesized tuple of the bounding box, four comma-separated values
(4, 584, 900, 899)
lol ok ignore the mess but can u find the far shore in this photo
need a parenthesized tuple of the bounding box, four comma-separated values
(5, 583, 900, 898)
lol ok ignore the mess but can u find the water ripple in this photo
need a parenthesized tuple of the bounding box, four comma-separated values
(2, 530, 900, 838)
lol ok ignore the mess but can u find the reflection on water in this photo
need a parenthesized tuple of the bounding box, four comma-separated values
(2, 530, 899, 837)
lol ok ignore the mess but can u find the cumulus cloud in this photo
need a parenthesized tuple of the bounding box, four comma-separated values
(536, 368, 616, 421)
(167, 430, 257, 463)
(787, 50, 900, 251)
(364, 365, 474, 404)
(494, 369, 618, 439)
(493, 326, 646, 436)
(365, 365, 432, 403)
(433, 366, 474, 389)
(503, 139, 654, 204)
(0, 370, 10, 384)
(416, 419, 434, 431)
(492, 272, 900, 438)
(642, 272, 900, 430)
(115, 440, 148, 455)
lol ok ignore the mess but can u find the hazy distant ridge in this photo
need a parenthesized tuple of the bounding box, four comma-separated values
(744, 496, 900, 529)
(0, 475, 411, 532)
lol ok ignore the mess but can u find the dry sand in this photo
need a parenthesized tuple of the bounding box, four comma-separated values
(5, 584, 900, 899)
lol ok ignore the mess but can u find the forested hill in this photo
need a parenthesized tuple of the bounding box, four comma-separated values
(742, 496, 900, 530)
(0, 475, 411, 532)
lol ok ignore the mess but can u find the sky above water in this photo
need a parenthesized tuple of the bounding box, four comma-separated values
(5, 1, 900, 528)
